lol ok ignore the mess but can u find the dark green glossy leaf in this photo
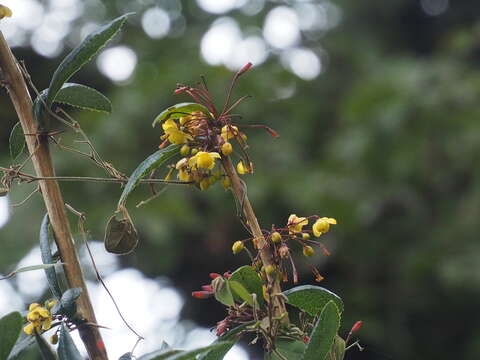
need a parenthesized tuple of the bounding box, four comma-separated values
(212, 277, 234, 307)
(104, 214, 138, 255)
(166, 342, 234, 360)
(57, 324, 82, 360)
(229, 266, 264, 306)
(283, 285, 343, 316)
(152, 103, 211, 127)
(303, 301, 341, 360)
(117, 144, 180, 207)
(52, 83, 112, 113)
(39, 214, 62, 299)
(137, 349, 183, 360)
(9, 122, 25, 160)
(326, 336, 346, 360)
(7, 333, 35, 360)
(199, 323, 251, 360)
(46, 13, 132, 107)
(0, 312, 23, 360)
(265, 340, 305, 360)
(34, 332, 57, 360)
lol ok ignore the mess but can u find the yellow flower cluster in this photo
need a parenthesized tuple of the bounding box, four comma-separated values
(175, 151, 227, 191)
(23, 301, 56, 335)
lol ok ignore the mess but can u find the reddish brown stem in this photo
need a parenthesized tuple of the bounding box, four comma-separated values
(0, 32, 108, 359)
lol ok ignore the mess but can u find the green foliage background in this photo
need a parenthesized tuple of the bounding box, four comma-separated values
(1, 1, 480, 359)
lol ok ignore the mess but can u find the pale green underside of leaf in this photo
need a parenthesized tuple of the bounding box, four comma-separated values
(46, 13, 132, 107)
(117, 144, 180, 207)
(302, 301, 341, 360)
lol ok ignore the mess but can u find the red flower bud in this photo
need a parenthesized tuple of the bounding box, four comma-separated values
(303, 335, 310, 344)
(192, 291, 213, 299)
(238, 62, 253, 76)
(209, 273, 221, 279)
(350, 321, 363, 334)
(201, 285, 214, 292)
(223, 271, 232, 279)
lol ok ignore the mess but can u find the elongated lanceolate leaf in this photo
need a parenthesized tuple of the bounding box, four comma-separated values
(52, 83, 112, 113)
(9, 122, 25, 160)
(283, 285, 344, 316)
(0, 263, 59, 281)
(34, 332, 57, 360)
(0, 312, 23, 360)
(46, 13, 133, 107)
(57, 324, 82, 360)
(117, 144, 180, 207)
(7, 334, 35, 360)
(39, 214, 63, 299)
(302, 301, 341, 360)
(166, 342, 234, 360)
(152, 103, 211, 127)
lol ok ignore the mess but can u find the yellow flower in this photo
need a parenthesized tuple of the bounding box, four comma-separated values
(287, 214, 308, 233)
(0, 5, 12, 19)
(303, 245, 315, 257)
(194, 151, 221, 170)
(312, 217, 337, 237)
(221, 125, 239, 141)
(236, 161, 253, 175)
(221, 142, 233, 156)
(232, 240, 245, 254)
(24, 303, 53, 335)
(162, 119, 192, 144)
(271, 232, 282, 243)
(178, 169, 192, 182)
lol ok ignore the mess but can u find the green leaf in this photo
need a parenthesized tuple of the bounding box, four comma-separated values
(0, 312, 23, 360)
(34, 332, 57, 360)
(228, 281, 253, 305)
(137, 349, 183, 360)
(51, 83, 112, 113)
(229, 266, 264, 306)
(152, 103, 211, 127)
(9, 122, 25, 160)
(39, 214, 63, 299)
(46, 13, 133, 107)
(326, 336, 346, 360)
(52, 288, 82, 318)
(117, 144, 181, 207)
(166, 342, 234, 360)
(7, 334, 35, 360)
(212, 277, 235, 307)
(0, 263, 59, 281)
(266, 340, 305, 360)
(302, 301, 341, 360)
(57, 324, 82, 360)
(283, 285, 344, 316)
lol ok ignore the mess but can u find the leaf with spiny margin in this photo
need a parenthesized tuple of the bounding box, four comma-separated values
(229, 266, 264, 306)
(46, 13, 133, 107)
(39, 214, 63, 299)
(57, 324, 82, 360)
(117, 144, 181, 208)
(165, 342, 234, 360)
(0, 312, 23, 360)
(9, 122, 25, 160)
(302, 301, 341, 360)
(265, 339, 305, 360)
(34, 332, 57, 360)
(152, 103, 211, 127)
(51, 83, 111, 113)
(283, 285, 343, 316)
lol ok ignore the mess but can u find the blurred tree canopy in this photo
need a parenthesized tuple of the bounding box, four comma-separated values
(1, 0, 480, 359)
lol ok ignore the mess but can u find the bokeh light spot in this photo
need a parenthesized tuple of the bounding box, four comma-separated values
(97, 46, 137, 82)
(142, 7, 171, 39)
(263, 6, 300, 49)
